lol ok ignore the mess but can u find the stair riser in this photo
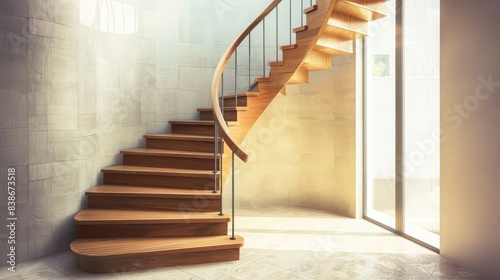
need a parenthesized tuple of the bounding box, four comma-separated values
(103, 173, 219, 190)
(199, 110, 238, 122)
(75, 223, 227, 238)
(76, 248, 240, 274)
(171, 124, 215, 137)
(146, 139, 223, 153)
(123, 155, 219, 171)
(220, 96, 247, 107)
(303, 51, 332, 71)
(283, 49, 305, 63)
(326, 12, 369, 39)
(303, 11, 323, 34)
(87, 196, 220, 212)
(314, 31, 354, 55)
(284, 67, 309, 84)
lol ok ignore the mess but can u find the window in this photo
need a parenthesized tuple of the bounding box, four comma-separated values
(80, 0, 138, 34)
(364, 0, 440, 250)
(364, 0, 396, 230)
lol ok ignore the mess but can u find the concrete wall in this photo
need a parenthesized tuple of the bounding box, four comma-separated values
(441, 1, 500, 279)
(0, 0, 269, 264)
(0, 0, 164, 264)
(0, 0, 31, 265)
(225, 50, 362, 218)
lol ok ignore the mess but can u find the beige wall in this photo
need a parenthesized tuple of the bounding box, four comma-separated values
(441, 1, 500, 279)
(224, 50, 363, 218)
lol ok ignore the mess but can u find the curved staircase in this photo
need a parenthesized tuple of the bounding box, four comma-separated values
(70, 0, 386, 274)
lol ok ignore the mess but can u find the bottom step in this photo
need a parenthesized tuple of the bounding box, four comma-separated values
(71, 235, 244, 274)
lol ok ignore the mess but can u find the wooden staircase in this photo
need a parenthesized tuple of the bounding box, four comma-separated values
(71, 0, 386, 274)
(210, 0, 387, 164)
(70, 132, 243, 274)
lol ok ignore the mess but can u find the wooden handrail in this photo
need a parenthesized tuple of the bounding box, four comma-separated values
(211, 0, 282, 163)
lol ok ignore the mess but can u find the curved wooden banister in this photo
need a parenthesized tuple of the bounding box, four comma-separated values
(211, 0, 282, 163)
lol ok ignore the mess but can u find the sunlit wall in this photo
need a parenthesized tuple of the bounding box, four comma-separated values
(0, 0, 271, 264)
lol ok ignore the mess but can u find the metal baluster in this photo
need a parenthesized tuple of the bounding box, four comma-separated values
(235, 48, 238, 105)
(221, 73, 224, 109)
(214, 72, 224, 195)
(276, 5, 279, 61)
(290, 0, 292, 45)
(219, 73, 224, 216)
(230, 152, 235, 240)
(263, 18, 266, 77)
(213, 124, 218, 194)
(301, 0, 304, 26)
(218, 151, 223, 216)
(248, 33, 251, 91)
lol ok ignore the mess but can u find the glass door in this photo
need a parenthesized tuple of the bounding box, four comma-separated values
(364, 0, 440, 250)
(403, 0, 440, 249)
(364, 0, 396, 229)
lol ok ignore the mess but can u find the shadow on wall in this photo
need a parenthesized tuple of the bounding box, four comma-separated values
(223, 54, 361, 217)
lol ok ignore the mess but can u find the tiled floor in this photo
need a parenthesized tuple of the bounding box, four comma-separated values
(0, 207, 485, 280)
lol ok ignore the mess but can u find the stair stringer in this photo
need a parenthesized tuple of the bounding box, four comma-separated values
(219, 0, 337, 184)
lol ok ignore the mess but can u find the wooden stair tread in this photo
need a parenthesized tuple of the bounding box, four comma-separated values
(304, 5, 318, 14)
(219, 92, 260, 99)
(256, 77, 272, 82)
(197, 107, 247, 112)
(280, 44, 297, 50)
(86, 185, 220, 199)
(336, 0, 386, 21)
(314, 45, 352, 56)
(268, 61, 284, 67)
(143, 134, 221, 142)
(101, 165, 219, 178)
(121, 149, 218, 159)
(169, 120, 217, 125)
(71, 235, 244, 258)
(170, 120, 239, 126)
(293, 26, 308, 33)
(74, 209, 229, 225)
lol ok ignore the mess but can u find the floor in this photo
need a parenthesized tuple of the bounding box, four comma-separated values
(0, 207, 485, 280)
